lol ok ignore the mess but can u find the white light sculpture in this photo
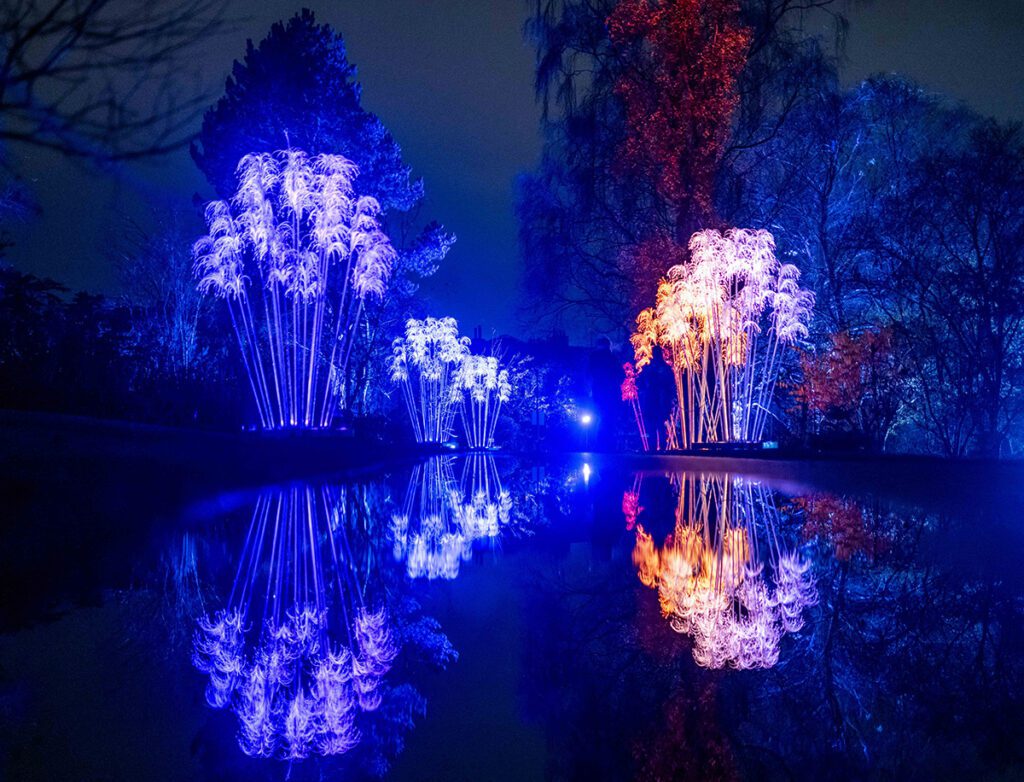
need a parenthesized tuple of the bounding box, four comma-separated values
(391, 455, 512, 580)
(631, 229, 814, 446)
(192, 484, 398, 759)
(630, 473, 817, 670)
(389, 316, 470, 443)
(193, 149, 396, 429)
(454, 354, 512, 449)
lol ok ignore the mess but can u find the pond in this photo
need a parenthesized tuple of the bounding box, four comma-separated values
(1, 452, 1022, 780)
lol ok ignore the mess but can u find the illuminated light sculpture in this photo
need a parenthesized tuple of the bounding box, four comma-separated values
(454, 353, 513, 449)
(621, 362, 650, 451)
(622, 475, 644, 530)
(193, 150, 396, 429)
(391, 455, 512, 580)
(629, 473, 817, 670)
(454, 452, 513, 538)
(631, 229, 814, 447)
(192, 483, 398, 759)
(390, 316, 470, 443)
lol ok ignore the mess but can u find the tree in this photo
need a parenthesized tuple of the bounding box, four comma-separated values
(876, 120, 1024, 456)
(115, 212, 210, 385)
(793, 326, 909, 449)
(192, 10, 453, 412)
(518, 0, 849, 335)
(607, 0, 750, 243)
(0, 0, 227, 160)
(748, 72, 1024, 456)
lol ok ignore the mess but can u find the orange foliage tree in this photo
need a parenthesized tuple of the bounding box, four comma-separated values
(793, 327, 908, 449)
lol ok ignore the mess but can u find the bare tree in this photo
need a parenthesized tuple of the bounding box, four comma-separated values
(0, 0, 228, 161)
(114, 211, 208, 384)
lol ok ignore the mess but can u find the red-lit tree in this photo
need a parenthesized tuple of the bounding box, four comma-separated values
(607, 0, 751, 302)
(793, 327, 909, 449)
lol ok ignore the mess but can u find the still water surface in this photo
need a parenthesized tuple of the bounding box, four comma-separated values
(1, 454, 1022, 780)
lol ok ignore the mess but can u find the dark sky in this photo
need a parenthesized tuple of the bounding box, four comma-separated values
(7, 0, 1024, 339)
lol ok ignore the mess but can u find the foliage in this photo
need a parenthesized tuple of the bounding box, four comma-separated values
(792, 493, 889, 562)
(877, 120, 1024, 456)
(518, 0, 846, 333)
(0, 263, 239, 426)
(742, 76, 1024, 455)
(115, 213, 212, 387)
(793, 327, 909, 449)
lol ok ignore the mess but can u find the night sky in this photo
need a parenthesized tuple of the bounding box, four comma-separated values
(7, 0, 1024, 340)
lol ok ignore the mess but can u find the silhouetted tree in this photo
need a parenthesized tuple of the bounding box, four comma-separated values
(876, 120, 1024, 456)
(115, 212, 210, 384)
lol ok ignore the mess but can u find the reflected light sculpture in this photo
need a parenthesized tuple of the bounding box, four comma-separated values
(631, 229, 814, 447)
(390, 317, 470, 443)
(391, 455, 512, 580)
(193, 150, 396, 429)
(192, 484, 398, 759)
(630, 473, 817, 669)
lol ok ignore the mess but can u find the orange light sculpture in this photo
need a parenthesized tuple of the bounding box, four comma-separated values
(631, 229, 814, 447)
(630, 473, 816, 669)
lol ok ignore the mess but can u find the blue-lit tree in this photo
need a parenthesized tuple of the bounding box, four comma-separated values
(192, 10, 454, 413)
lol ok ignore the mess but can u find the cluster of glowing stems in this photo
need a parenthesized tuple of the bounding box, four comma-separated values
(390, 317, 513, 446)
(391, 455, 512, 580)
(192, 484, 398, 759)
(455, 354, 512, 448)
(193, 149, 396, 429)
(631, 229, 814, 446)
(630, 473, 817, 669)
(621, 362, 649, 451)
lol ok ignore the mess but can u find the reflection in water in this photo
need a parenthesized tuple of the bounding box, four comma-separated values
(630, 473, 817, 669)
(391, 455, 512, 580)
(192, 484, 398, 760)
(3, 456, 1024, 779)
(793, 492, 889, 561)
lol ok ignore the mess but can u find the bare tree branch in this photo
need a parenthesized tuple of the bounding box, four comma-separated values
(0, 0, 230, 161)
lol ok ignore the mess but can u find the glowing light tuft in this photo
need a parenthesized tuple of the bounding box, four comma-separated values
(389, 317, 470, 443)
(631, 228, 814, 446)
(192, 485, 399, 760)
(629, 473, 817, 670)
(193, 149, 396, 429)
